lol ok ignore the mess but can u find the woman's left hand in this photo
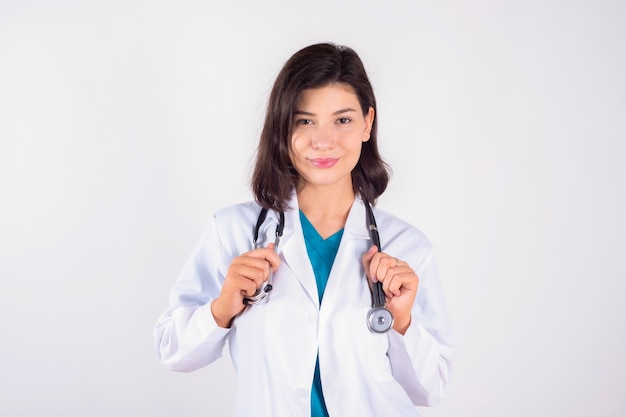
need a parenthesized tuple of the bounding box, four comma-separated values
(362, 246, 419, 334)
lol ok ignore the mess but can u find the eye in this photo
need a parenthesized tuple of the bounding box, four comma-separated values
(337, 117, 351, 124)
(295, 118, 313, 125)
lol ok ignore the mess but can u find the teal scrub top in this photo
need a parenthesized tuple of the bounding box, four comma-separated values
(300, 211, 344, 417)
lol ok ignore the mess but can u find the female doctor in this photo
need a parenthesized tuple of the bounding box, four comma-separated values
(154, 43, 454, 417)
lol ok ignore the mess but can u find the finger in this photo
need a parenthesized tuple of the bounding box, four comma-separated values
(264, 247, 281, 272)
(241, 263, 270, 285)
(241, 245, 281, 272)
(385, 270, 407, 297)
(372, 254, 398, 285)
(376, 256, 410, 296)
(234, 254, 278, 278)
(386, 269, 419, 298)
(224, 258, 269, 296)
(234, 274, 260, 297)
(380, 267, 401, 297)
(370, 249, 394, 283)
(395, 258, 408, 268)
(231, 256, 271, 276)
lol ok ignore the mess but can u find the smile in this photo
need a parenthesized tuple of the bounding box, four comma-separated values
(308, 158, 339, 168)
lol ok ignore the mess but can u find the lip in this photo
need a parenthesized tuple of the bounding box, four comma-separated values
(309, 157, 339, 168)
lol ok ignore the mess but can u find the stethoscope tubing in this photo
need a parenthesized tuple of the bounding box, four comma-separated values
(364, 201, 387, 309)
(363, 200, 394, 333)
(245, 202, 393, 332)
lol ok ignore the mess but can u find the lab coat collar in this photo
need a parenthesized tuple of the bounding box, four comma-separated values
(268, 190, 371, 308)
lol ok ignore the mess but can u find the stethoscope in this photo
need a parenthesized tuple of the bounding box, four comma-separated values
(243, 201, 394, 333)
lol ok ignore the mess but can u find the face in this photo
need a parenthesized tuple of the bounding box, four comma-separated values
(290, 83, 374, 193)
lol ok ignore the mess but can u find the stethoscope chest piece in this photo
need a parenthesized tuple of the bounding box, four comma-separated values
(367, 306, 394, 333)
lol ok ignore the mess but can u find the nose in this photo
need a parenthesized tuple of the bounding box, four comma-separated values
(311, 125, 335, 150)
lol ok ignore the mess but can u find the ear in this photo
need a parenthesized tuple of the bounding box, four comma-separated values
(363, 107, 375, 142)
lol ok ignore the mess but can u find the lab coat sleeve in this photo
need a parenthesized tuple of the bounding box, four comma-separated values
(154, 213, 232, 372)
(386, 250, 455, 406)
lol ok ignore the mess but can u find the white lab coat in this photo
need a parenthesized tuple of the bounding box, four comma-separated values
(154, 192, 454, 417)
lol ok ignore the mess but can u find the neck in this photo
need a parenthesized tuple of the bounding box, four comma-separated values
(296, 183, 355, 239)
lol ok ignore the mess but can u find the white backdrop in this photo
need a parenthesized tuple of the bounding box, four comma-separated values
(1, 0, 625, 416)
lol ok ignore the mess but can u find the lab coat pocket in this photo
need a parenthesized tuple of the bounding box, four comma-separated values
(363, 307, 393, 381)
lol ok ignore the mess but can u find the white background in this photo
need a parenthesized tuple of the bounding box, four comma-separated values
(1, 0, 625, 416)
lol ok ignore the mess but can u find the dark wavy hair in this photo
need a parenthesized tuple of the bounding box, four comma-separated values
(251, 43, 390, 211)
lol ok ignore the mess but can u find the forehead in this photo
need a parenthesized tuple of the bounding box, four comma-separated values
(296, 83, 361, 111)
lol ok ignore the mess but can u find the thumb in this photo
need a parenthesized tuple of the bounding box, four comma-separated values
(362, 245, 378, 272)
(367, 245, 378, 257)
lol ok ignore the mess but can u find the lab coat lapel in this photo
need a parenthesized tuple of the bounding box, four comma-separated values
(320, 197, 370, 310)
(277, 192, 320, 307)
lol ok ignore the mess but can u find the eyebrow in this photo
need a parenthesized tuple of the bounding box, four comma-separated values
(294, 107, 359, 116)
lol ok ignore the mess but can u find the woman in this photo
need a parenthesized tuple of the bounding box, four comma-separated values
(154, 43, 454, 416)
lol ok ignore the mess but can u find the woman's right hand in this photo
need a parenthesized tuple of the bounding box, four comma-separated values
(210, 243, 281, 328)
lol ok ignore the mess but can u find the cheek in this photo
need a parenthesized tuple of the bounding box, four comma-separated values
(289, 138, 307, 172)
(291, 131, 314, 158)
(289, 139, 301, 163)
(347, 136, 365, 154)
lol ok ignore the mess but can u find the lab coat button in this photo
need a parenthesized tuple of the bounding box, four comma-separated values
(294, 387, 308, 399)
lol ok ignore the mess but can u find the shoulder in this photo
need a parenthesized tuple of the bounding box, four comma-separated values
(200, 200, 264, 241)
(212, 200, 262, 225)
(371, 206, 434, 263)
(200, 201, 265, 254)
(372, 206, 431, 244)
